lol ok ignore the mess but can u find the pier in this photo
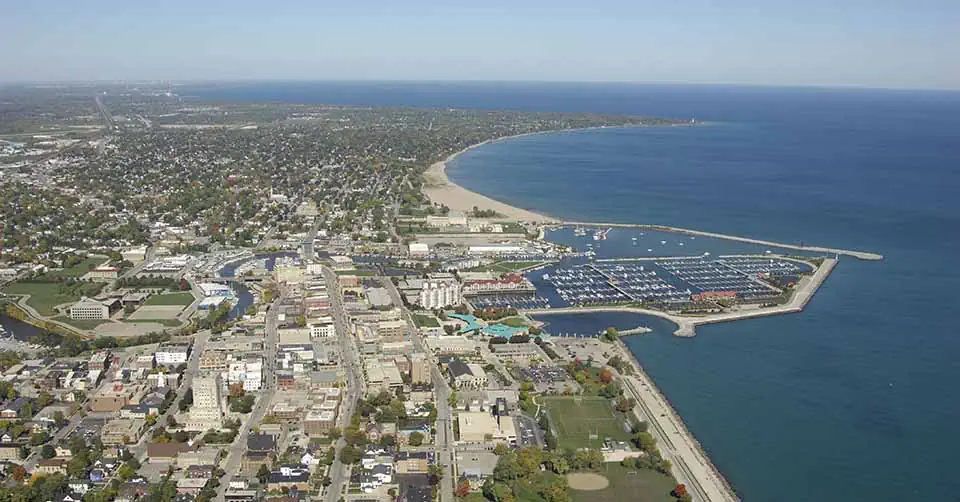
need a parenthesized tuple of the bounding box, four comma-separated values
(559, 221, 884, 261)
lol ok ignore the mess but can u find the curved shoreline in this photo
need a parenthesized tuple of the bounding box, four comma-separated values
(424, 128, 883, 260)
(424, 126, 638, 223)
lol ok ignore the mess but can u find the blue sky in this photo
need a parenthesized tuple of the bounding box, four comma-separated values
(2, 0, 958, 89)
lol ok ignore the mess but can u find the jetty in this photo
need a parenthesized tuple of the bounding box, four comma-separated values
(559, 221, 884, 261)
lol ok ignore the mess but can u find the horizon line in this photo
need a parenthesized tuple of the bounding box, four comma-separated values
(1, 78, 959, 94)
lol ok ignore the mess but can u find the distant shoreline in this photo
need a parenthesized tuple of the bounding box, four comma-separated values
(423, 125, 651, 223)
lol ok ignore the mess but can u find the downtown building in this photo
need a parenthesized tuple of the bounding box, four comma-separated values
(184, 373, 225, 431)
(417, 280, 461, 309)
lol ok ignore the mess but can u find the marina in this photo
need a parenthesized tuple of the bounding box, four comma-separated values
(539, 255, 817, 307)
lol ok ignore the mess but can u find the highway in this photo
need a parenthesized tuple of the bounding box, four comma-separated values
(94, 95, 116, 130)
(382, 279, 455, 502)
(217, 294, 282, 499)
(321, 265, 364, 502)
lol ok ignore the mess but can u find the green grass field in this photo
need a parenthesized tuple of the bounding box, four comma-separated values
(38, 257, 104, 279)
(497, 316, 528, 327)
(143, 292, 195, 306)
(2, 281, 103, 316)
(413, 313, 440, 328)
(543, 396, 632, 449)
(569, 464, 676, 502)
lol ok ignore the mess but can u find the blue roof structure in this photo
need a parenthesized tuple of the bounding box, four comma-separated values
(482, 323, 529, 338)
(448, 313, 484, 334)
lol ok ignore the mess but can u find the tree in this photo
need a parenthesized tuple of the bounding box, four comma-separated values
(456, 478, 472, 497)
(118, 463, 137, 481)
(428, 463, 444, 485)
(602, 327, 619, 341)
(257, 464, 271, 484)
(493, 443, 509, 456)
(672, 484, 689, 498)
(11, 464, 26, 483)
(328, 427, 342, 441)
(616, 397, 636, 413)
(598, 368, 614, 384)
(166, 414, 178, 427)
(41, 444, 56, 458)
(408, 431, 425, 446)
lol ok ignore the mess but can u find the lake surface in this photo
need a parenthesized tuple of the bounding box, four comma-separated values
(187, 82, 960, 501)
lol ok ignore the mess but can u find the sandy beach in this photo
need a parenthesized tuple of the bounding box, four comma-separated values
(424, 139, 559, 223)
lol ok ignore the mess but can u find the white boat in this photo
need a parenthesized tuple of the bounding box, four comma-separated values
(660, 240, 666, 245)
(647, 248, 653, 252)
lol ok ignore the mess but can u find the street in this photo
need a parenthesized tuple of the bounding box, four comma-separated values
(322, 265, 364, 502)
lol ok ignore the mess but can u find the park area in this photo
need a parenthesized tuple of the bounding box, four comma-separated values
(142, 292, 194, 306)
(2, 281, 103, 316)
(568, 464, 676, 502)
(542, 396, 632, 449)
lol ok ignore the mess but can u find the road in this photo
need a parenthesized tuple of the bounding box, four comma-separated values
(131, 330, 212, 460)
(217, 294, 283, 499)
(322, 265, 364, 502)
(94, 95, 116, 130)
(381, 279, 455, 502)
(21, 403, 87, 472)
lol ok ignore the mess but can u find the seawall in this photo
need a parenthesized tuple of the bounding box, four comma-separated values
(559, 222, 883, 261)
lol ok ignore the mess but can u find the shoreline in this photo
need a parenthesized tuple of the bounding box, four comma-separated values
(614, 337, 740, 502)
(423, 128, 883, 261)
(423, 126, 638, 223)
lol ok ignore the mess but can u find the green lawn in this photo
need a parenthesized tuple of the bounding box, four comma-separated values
(2, 281, 103, 316)
(569, 464, 676, 502)
(143, 292, 195, 306)
(413, 313, 440, 328)
(497, 316, 528, 328)
(39, 257, 105, 279)
(542, 396, 632, 449)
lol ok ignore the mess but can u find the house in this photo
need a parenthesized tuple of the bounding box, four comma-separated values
(456, 451, 498, 490)
(446, 359, 488, 390)
(36, 458, 69, 475)
(1, 396, 32, 419)
(115, 482, 149, 502)
(68, 481, 92, 495)
(176, 477, 208, 494)
(242, 451, 274, 474)
(0, 443, 21, 461)
(185, 464, 216, 479)
(267, 465, 311, 492)
(365, 422, 384, 443)
(247, 432, 278, 454)
(146, 442, 192, 463)
(395, 451, 431, 474)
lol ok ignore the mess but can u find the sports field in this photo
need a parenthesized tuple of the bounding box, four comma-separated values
(542, 396, 632, 449)
(569, 464, 676, 502)
(143, 292, 195, 306)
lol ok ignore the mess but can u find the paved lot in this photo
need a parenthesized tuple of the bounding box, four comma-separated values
(128, 305, 184, 320)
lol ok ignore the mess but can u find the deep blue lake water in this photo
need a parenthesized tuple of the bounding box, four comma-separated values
(184, 82, 960, 501)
